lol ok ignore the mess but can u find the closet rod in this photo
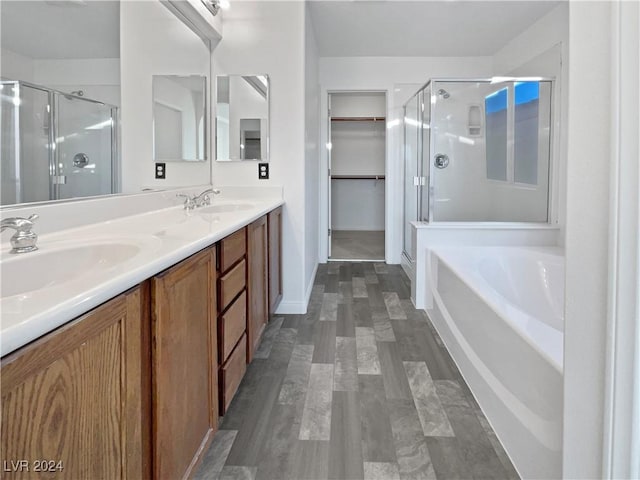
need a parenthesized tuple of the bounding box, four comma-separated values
(330, 116, 386, 122)
(331, 175, 386, 180)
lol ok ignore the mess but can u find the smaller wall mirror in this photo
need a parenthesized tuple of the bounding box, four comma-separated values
(153, 75, 207, 162)
(216, 74, 269, 161)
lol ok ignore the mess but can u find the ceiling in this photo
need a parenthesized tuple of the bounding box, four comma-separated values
(1, 1, 119, 60)
(308, 1, 561, 57)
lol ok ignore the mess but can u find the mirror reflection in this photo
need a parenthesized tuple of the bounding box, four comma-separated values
(153, 75, 207, 162)
(0, 0, 213, 207)
(216, 75, 269, 162)
(0, 0, 120, 206)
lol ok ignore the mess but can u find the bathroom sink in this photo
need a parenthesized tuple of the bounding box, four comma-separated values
(197, 203, 254, 214)
(1, 241, 145, 298)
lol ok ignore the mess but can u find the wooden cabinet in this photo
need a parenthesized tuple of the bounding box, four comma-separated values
(216, 229, 247, 415)
(220, 291, 247, 362)
(0, 206, 282, 480)
(0, 285, 151, 480)
(268, 206, 283, 314)
(247, 215, 269, 361)
(219, 259, 246, 310)
(218, 228, 246, 272)
(151, 247, 218, 480)
(220, 333, 247, 412)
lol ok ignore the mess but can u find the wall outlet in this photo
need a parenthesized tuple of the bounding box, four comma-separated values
(155, 162, 166, 179)
(258, 163, 269, 180)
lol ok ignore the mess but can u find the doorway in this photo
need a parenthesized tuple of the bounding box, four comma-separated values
(328, 91, 386, 261)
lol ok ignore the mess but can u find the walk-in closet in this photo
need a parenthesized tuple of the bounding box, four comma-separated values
(329, 92, 386, 261)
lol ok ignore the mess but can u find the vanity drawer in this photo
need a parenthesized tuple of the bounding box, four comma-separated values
(220, 291, 246, 362)
(219, 228, 246, 272)
(220, 334, 247, 414)
(219, 259, 246, 310)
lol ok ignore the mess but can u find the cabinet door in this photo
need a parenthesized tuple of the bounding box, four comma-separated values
(247, 215, 268, 361)
(268, 206, 283, 314)
(0, 285, 151, 480)
(152, 247, 218, 480)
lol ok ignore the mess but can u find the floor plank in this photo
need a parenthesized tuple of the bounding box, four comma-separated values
(195, 262, 518, 480)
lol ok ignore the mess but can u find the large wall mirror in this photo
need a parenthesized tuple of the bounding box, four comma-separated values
(153, 75, 207, 162)
(0, 0, 213, 208)
(216, 74, 269, 162)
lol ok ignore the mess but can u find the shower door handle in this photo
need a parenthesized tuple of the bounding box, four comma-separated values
(434, 154, 449, 169)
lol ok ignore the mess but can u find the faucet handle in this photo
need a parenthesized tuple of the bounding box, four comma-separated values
(25, 214, 38, 228)
(1, 214, 38, 232)
(176, 193, 196, 210)
(1, 214, 39, 253)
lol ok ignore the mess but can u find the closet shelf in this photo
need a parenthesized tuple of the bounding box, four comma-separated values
(331, 175, 386, 180)
(331, 116, 386, 122)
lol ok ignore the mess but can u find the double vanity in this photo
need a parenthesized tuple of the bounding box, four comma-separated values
(0, 188, 283, 479)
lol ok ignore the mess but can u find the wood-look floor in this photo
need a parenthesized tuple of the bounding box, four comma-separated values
(195, 263, 519, 480)
(331, 231, 385, 261)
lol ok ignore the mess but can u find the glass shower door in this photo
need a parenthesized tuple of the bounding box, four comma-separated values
(0, 82, 52, 205)
(54, 95, 115, 200)
(403, 93, 420, 261)
(420, 85, 431, 221)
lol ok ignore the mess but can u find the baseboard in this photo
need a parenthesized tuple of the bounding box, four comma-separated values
(275, 300, 307, 315)
(274, 262, 318, 315)
(304, 262, 319, 306)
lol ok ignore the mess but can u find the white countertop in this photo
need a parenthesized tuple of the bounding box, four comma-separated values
(0, 191, 283, 356)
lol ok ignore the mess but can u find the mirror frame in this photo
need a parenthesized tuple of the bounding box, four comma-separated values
(215, 74, 270, 163)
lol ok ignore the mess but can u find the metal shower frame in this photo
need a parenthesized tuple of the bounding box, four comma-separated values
(1, 79, 119, 204)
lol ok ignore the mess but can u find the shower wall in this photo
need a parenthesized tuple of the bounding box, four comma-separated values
(403, 78, 552, 225)
(430, 80, 551, 222)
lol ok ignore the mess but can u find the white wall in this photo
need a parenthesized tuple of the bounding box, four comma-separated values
(603, 3, 640, 477)
(330, 92, 385, 118)
(0, 53, 121, 106)
(492, 3, 569, 244)
(120, 0, 211, 192)
(331, 179, 384, 231)
(212, 1, 310, 314)
(34, 58, 121, 107)
(1, 49, 35, 82)
(304, 6, 320, 296)
(563, 2, 612, 477)
(319, 56, 494, 263)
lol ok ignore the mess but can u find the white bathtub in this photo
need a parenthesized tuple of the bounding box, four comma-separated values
(426, 246, 564, 479)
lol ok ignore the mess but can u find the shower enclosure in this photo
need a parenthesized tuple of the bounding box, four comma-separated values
(1, 80, 118, 205)
(403, 78, 553, 260)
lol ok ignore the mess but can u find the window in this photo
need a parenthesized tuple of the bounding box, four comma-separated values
(485, 88, 508, 181)
(484, 81, 541, 185)
(514, 81, 540, 185)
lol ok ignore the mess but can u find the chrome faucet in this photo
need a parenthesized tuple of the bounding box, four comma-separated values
(176, 193, 196, 210)
(176, 189, 221, 210)
(193, 188, 221, 207)
(1, 214, 39, 254)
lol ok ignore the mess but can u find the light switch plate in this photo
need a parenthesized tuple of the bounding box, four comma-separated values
(258, 163, 269, 180)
